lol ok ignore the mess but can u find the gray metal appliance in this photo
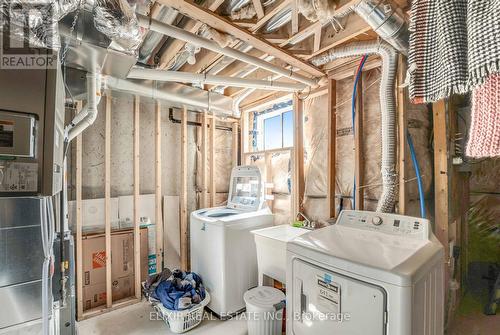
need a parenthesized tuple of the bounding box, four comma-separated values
(0, 52, 68, 334)
(0, 53, 65, 196)
(0, 197, 51, 331)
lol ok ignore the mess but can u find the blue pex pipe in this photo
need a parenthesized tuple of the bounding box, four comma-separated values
(352, 55, 368, 210)
(407, 131, 426, 219)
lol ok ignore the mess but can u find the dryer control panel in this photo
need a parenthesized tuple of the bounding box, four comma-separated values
(336, 210, 430, 240)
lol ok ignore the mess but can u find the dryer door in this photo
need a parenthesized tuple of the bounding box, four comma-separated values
(291, 259, 387, 335)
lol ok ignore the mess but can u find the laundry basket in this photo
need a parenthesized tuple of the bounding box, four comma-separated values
(154, 292, 210, 334)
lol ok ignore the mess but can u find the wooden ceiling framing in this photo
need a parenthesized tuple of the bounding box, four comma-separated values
(146, 0, 409, 108)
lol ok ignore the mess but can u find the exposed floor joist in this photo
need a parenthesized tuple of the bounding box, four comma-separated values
(156, 0, 324, 77)
(158, 0, 226, 69)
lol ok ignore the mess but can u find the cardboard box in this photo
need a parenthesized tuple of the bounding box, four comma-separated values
(83, 275, 135, 310)
(82, 228, 148, 296)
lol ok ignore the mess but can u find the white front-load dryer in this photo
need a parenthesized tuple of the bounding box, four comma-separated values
(286, 210, 445, 335)
(190, 166, 274, 318)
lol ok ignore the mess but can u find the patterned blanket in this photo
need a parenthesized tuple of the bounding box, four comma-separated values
(408, 0, 500, 104)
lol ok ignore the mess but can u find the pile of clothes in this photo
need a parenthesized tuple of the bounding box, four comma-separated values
(143, 269, 206, 311)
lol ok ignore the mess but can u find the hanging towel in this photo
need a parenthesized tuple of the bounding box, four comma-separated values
(466, 73, 500, 158)
(408, 0, 500, 104)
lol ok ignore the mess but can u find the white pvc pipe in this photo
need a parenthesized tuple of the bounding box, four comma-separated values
(65, 72, 102, 142)
(105, 76, 233, 115)
(136, 14, 319, 87)
(127, 67, 306, 92)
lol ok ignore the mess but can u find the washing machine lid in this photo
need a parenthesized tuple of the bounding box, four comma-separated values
(288, 210, 444, 286)
(199, 208, 241, 218)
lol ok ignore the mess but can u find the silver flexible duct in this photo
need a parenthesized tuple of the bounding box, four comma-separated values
(311, 41, 398, 212)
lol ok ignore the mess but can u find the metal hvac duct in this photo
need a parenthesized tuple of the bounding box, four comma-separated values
(352, 0, 409, 55)
(138, 6, 179, 63)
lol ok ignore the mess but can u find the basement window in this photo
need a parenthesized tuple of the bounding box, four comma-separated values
(257, 101, 293, 151)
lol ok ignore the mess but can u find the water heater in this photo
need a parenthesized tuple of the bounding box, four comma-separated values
(0, 53, 65, 196)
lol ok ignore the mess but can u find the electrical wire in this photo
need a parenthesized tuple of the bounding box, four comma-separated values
(351, 55, 368, 210)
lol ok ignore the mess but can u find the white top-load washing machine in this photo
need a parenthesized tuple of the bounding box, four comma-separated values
(190, 165, 274, 318)
(287, 210, 444, 335)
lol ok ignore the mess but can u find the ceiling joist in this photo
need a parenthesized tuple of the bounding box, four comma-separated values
(156, 0, 324, 77)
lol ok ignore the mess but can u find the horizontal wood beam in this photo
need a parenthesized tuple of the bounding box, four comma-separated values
(249, 0, 292, 33)
(157, 0, 324, 77)
(252, 0, 265, 19)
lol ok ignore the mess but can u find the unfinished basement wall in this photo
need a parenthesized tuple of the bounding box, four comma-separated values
(68, 95, 198, 210)
(66, 95, 226, 266)
(194, 119, 235, 207)
(302, 67, 433, 221)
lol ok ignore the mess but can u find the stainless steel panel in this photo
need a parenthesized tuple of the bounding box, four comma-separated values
(0, 198, 44, 287)
(0, 280, 43, 329)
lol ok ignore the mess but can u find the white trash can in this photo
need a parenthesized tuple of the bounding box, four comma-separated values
(244, 286, 286, 335)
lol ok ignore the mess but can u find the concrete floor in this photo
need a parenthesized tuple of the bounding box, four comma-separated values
(77, 301, 248, 335)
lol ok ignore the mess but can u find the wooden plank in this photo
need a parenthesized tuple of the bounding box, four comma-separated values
(433, 99, 450, 303)
(133, 96, 141, 299)
(292, 94, 305, 216)
(244, 147, 293, 157)
(328, 57, 382, 81)
(354, 73, 364, 210)
(158, 0, 226, 69)
(232, 122, 239, 167)
(291, 0, 299, 35)
(157, 0, 324, 77)
(252, 0, 265, 19)
(397, 54, 409, 214)
(249, 0, 292, 33)
(180, 106, 189, 270)
(327, 80, 337, 218)
(240, 111, 248, 163)
(201, 112, 208, 208)
(155, 101, 163, 273)
(81, 297, 141, 321)
(311, 15, 371, 57)
(75, 101, 84, 321)
(104, 95, 112, 308)
(210, 115, 216, 206)
(265, 151, 273, 210)
(313, 26, 322, 53)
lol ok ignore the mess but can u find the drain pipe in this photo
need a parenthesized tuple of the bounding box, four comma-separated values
(136, 14, 319, 87)
(65, 72, 102, 143)
(312, 41, 398, 213)
(105, 76, 233, 115)
(127, 67, 307, 92)
(233, 87, 257, 118)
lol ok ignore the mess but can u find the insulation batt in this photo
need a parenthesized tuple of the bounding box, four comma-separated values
(230, 3, 257, 20)
(301, 69, 432, 221)
(298, 0, 339, 23)
(93, 0, 143, 53)
(199, 24, 235, 48)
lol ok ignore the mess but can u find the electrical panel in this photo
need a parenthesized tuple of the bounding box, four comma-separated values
(0, 53, 65, 196)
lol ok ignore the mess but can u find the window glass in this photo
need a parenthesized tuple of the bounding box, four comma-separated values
(282, 111, 293, 148)
(264, 115, 282, 150)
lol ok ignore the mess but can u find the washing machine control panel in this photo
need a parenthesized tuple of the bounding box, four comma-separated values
(336, 210, 430, 240)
